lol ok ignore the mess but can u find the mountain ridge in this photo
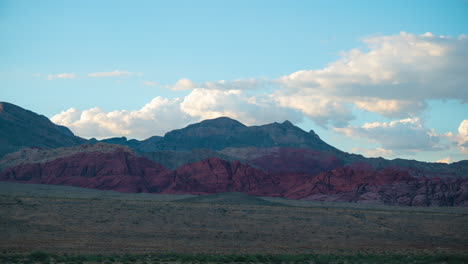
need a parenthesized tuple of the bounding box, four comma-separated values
(1, 102, 467, 207)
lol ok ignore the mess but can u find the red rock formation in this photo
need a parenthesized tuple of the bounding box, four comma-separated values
(0, 151, 168, 193)
(1, 149, 467, 206)
(0, 151, 281, 197)
(284, 166, 468, 207)
(161, 158, 282, 196)
(249, 148, 341, 174)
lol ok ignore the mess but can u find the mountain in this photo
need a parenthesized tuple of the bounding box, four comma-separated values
(114, 117, 339, 152)
(0, 102, 467, 207)
(0, 102, 86, 157)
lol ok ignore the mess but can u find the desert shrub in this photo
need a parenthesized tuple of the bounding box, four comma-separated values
(29, 251, 49, 262)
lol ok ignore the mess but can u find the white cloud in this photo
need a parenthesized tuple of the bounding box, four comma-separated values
(202, 78, 264, 90)
(88, 70, 137, 78)
(445, 119, 468, 154)
(335, 117, 443, 152)
(180, 88, 302, 126)
(434, 157, 452, 164)
(274, 32, 468, 121)
(274, 93, 353, 127)
(46, 73, 77, 80)
(51, 97, 195, 139)
(351, 147, 394, 158)
(353, 99, 427, 118)
(143, 80, 158, 86)
(172, 78, 196, 91)
(48, 32, 467, 152)
(52, 89, 302, 139)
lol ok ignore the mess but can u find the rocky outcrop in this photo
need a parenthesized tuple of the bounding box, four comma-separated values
(162, 158, 282, 196)
(285, 166, 468, 206)
(0, 151, 281, 197)
(0, 150, 167, 193)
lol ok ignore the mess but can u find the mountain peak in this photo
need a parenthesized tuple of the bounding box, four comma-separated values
(282, 120, 293, 126)
(198, 116, 246, 128)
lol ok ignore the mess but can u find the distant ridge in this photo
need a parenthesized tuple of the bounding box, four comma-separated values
(139, 116, 339, 152)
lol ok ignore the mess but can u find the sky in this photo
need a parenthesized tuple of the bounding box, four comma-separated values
(1, 0, 467, 163)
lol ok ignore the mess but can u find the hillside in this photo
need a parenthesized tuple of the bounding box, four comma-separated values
(0, 102, 86, 157)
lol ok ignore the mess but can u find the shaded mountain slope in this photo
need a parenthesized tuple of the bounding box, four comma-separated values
(0, 102, 86, 157)
(117, 117, 339, 152)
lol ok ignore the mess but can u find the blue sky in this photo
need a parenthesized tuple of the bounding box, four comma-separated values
(1, 0, 467, 162)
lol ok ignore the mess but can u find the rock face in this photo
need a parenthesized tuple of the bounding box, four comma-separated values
(0, 102, 86, 157)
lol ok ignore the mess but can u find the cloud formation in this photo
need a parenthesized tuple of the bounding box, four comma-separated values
(173, 32, 467, 126)
(180, 88, 302, 125)
(52, 89, 302, 139)
(276, 32, 468, 121)
(52, 97, 194, 139)
(172, 78, 196, 91)
(88, 70, 137, 78)
(143, 80, 158, 86)
(46, 73, 76, 80)
(335, 117, 442, 153)
(434, 157, 452, 164)
(49, 32, 467, 160)
(445, 119, 468, 154)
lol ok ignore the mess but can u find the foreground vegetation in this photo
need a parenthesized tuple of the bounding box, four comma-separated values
(1, 252, 468, 264)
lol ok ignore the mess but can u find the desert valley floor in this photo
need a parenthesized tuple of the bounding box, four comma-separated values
(1, 182, 467, 259)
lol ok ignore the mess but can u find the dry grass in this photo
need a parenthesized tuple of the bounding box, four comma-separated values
(0, 187, 467, 256)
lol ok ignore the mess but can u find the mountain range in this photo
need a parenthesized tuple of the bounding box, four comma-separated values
(1, 101, 467, 206)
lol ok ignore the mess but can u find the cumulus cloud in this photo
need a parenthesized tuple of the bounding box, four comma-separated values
(49, 32, 467, 153)
(445, 119, 468, 154)
(52, 89, 302, 139)
(280, 32, 467, 100)
(51, 97, 195, 139)
(172, 78, 196, 91)
(46, 73, 77, 80)
(335, 117, 443, 153)
(274, 32, 468, 122)
(180, 88, 302, 125)
(274, 93, 353, 127)
(202, 78, 264, 90)
(88, 70, 138, 78)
